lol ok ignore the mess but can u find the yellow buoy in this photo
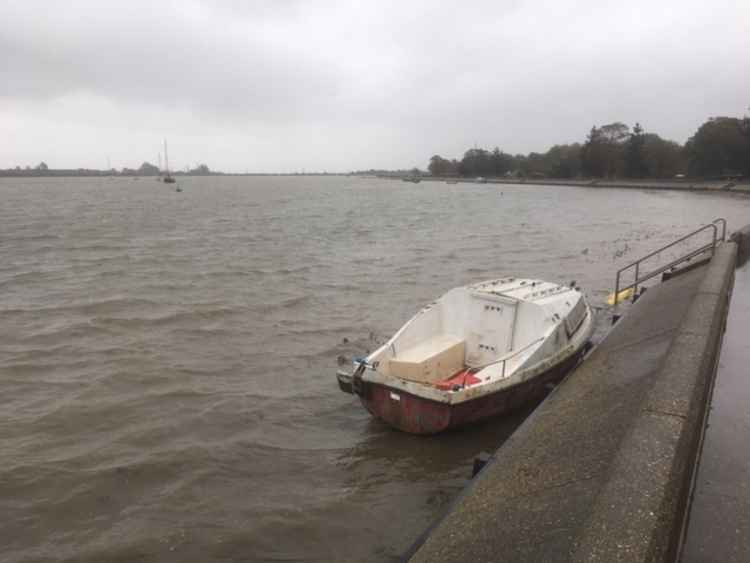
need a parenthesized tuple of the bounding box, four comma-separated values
(607, 287, 634, 305)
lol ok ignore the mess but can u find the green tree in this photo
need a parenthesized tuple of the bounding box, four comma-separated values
(581, 123, 629, 178)
(518, 152, 547, 177)
(189, 164, 211, 175)
(543, 144, 582, 178)
(581, 126, 606, 177)
(624, 123, 648, 178)
(428, 155, 457, 176)
(490, 147, 514, 176)
(685, 116, 750, 177)
(459, 148, 490, 177)
(138, 162, 160, 175)
(642, 134, 685, 178)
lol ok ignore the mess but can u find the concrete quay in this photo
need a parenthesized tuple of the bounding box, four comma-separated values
(420, 176, 750, 194)
(681, 251, 750, 562)
(407, 241, 739, 562)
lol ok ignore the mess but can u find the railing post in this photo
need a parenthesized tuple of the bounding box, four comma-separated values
(713, 218, 726, 241)
(614, 272, 620, 307)
(711, 224, 717, 256)
(634, 262, 640, 297)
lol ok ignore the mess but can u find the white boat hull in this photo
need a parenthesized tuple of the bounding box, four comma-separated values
(337, 277, 595, 434)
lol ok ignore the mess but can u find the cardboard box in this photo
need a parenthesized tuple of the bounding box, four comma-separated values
(389, 336, 466, 384)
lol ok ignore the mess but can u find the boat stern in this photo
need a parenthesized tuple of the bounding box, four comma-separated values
(335, 362, 454, 434)
(361, 384, 453, 435)
(336, 360, 369, 396)
(336, 370, 354, 394)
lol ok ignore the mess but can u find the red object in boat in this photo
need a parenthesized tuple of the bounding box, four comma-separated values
(434, 369, 482, 390)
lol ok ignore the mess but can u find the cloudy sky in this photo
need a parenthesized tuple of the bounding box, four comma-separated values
(1, 1, 748, 172)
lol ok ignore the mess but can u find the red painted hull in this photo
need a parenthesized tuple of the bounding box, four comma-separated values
(358, 351, 583, 434)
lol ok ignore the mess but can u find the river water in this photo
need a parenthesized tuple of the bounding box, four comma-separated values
(2, 176, 749, 562)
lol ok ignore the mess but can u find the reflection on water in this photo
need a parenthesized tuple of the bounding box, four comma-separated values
(341, 402, 537, 481)
(1, 176, 750, 562)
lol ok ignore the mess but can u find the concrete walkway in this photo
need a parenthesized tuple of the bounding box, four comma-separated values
(681, 260, 750, 562)
(408, 243, 736, 562)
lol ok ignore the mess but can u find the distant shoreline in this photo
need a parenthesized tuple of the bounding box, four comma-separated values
(0, 170, 348, 178)
(403, 176, 750, 195)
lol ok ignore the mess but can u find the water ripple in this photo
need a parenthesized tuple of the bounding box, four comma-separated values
(2, 176, 750, 563)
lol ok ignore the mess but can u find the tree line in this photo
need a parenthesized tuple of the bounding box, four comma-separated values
(0, 161, 215, 177)
(428, 114, 750, 180)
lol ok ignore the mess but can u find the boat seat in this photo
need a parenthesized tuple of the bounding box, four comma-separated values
(389, 335, 466, 384)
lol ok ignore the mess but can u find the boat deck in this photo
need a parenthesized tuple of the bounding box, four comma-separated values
(471, 278, 574, 304)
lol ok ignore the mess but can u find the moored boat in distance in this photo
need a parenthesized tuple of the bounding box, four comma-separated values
(156, 152, 163, 181)
(337, 277, 594, 434)
(163, 139, 176, 184)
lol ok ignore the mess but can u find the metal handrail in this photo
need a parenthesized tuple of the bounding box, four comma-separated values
(713, 218, 727, 241)
(613, 218, 726, 305)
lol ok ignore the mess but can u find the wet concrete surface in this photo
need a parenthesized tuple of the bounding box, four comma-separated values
(408, 257, 720, 562)
(681, 261, 750, 563)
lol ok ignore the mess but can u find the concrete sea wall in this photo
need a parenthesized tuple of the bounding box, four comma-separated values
(575, 243, 736, 562)
(419, 176, 750, 194)
(408, 239, 742, 562)
(729, 223, 750, 265)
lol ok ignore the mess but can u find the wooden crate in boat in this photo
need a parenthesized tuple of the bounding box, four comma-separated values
(389, 336, 465, 384)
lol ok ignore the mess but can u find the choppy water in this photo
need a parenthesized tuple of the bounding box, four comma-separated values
(2, 176, 749, 562)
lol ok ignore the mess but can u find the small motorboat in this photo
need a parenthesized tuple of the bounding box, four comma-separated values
(337, 277, 594, 434)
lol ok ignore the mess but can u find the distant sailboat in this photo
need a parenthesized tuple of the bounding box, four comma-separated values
(163, 140, 176, 184)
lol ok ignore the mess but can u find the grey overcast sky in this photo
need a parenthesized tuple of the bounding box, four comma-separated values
(1, 1, 748, 172)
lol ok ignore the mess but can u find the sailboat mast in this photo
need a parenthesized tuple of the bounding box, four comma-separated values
(164, 139, 170, 174)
